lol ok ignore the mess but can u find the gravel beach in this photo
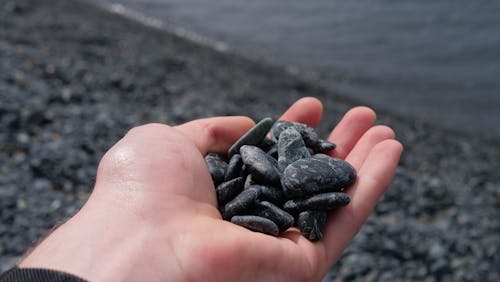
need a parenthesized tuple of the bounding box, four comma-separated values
(1, 0, 499, 281)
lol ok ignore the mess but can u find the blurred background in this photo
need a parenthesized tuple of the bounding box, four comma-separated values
(93, 0, 500, 140)
(1, 0, 499, 281)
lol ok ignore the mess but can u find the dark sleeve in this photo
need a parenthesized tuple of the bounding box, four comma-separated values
(0, 267, 88, 282)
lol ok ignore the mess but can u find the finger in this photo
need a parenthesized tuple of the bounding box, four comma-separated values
(321, 139, 403, 263)
(175, 116, 255, 155)
(279, 97, 323, 127)
(327, 107, 376, 159)
(345, 125, 395, 170)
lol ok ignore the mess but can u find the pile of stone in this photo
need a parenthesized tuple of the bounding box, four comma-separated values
(205, 118, 356, 240)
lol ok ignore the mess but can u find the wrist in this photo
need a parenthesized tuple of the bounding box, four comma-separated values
(18, 198, 183, 281)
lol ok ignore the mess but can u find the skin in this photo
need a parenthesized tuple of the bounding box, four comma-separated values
(19, 97, 403, 282)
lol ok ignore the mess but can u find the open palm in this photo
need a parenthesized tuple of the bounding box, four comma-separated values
(20, 98, 402, 282)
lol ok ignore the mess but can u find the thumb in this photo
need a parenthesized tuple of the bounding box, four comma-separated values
(175, 116, 255, 156)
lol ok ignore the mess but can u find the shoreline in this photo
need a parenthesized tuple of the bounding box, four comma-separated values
(88, 0, 500, 144)
(1, 0, 499, 281)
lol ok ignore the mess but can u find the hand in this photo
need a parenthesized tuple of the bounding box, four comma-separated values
(19, 98, 403, 282)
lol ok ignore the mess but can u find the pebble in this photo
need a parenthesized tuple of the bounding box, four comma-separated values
(249, 184, 286, 205)
(252, 201, 294, 233)
(240, 145, 281, 185)
(213, 119, 355, 241)
(224, 154, 243, 181)
(216, 177, 244, 205)
(312, 139, 337, 154)
(231, 215, 279, 236)
(205, 153, 227, 186)
(271, 120, 319, 148)
(277, 128, 310, 172)
(283, 192, 350, 214)
(227, 118, 274, 157)
(281, 155, 356, 198)
(297, 210, 328, 241)
(220, 186, 260, 220)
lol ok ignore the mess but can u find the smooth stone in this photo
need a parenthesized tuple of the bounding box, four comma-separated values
(312, 139, 337, 154)
(266, 144, 278, 159)
(248, 184, 286, 205)
(297, 210, 327, 241)
(231, 215, 279, 236)
(282, 155, 356, 198)
(216, 177, 244, 205)
(271, 120, 319, 147)
(220, 186, 260, 220)
(205, 153, 227, 186)
(228, 117, 274, 157)
(252, 201, 294, 233)
(284, 192, 350, 214)
(300, 126, 320, 148)
(277, 127, 310, 172)
(240, 145, 281, 185)
(257, 138, 276, 152)
(224, 154, 243, 181)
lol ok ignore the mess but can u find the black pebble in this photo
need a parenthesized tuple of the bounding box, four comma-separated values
(283, 192, 350, 214)
(228, 118, 274, 157)
(252, 201, 294, 233)
(249, 184, 286, 205)
(220, 186, 260, 220)
(224, 154, 243, 181)
(312, 139, 337, 154)
(231, 215, 279, 236)
(297, 210, 328, 241)
(240, 145, 281, 185)
(282, 155, 356, 198)
(216, 177, 244, 205)
(205, 153, 227, 186)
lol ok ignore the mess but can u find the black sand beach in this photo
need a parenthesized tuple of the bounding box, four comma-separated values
(1, 0, 499, 281)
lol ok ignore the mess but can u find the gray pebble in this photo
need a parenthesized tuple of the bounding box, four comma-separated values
(257, 138, 276, 152)
(297, 210, 328, 241)
(224, 154, 243, 181)
(228, 117, 274, 157)
(205, 153, 227, 186)
(284, 192, 350, 214)
(220, 186, 260, 220)
(312, 139, 337, 154)
(271, 120, 319, 148)
(216, 177, 244, 205)
(282, 155, 356, 197)
(252, 201, 294, 233)
(240, 145, 281, 185)
(249, 184, 286, 205)
(231, 215, 279, 236)
(277, 127, 310, 172)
